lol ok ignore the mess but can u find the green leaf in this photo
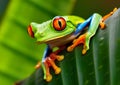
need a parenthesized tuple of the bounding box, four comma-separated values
(17, 8, 120, 85)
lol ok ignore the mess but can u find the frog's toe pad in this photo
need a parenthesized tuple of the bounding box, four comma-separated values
(35, 62, 41, 69)
(67, 46, 74, 52)
(82, 48, 87, 54)
(46, 74, 52, 82)
(55, 67, 61, 74)
(100, 22, 106, 29)
(57, 55, 64, 61)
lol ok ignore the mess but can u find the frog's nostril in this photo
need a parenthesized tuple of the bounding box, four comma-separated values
(27, 25, 34, 38)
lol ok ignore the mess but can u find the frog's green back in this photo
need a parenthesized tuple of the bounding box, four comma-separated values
(67, 16, 85, 26)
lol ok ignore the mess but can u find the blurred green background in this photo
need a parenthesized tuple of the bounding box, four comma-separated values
(0, 0, 120, 85)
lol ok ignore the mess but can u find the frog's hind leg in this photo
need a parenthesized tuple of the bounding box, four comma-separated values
(67, 13, 102, 54)
(42, 61, 52, 82)
(42, 57, 61, 82)
(39, 46, 65, 82)
(43, 52, 64, 82)
(68, 7, 117, 54)
(100, 8, 117, 29)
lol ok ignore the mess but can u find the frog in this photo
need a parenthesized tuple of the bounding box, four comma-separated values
(27, 8, 117, 82)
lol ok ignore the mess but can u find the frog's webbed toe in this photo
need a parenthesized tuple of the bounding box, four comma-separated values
(100, 8, 117, 29)
(42, 53, 64, 82)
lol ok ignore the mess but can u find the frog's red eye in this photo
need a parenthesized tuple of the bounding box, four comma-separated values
(27, 25, 34, 38)
(53, 16, 66, 31)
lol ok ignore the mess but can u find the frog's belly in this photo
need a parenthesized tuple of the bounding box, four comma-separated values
(46, 33, 78, 48)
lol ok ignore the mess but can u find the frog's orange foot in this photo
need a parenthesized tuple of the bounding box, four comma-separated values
(67, 33, 87, 54)
(43, 53, 64, 82)
(99, 22, 106, 29)
(35, 61, 41, 69)
(100, 8, 117, 29)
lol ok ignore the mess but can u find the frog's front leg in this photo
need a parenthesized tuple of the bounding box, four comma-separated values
(67, 13, 102, 54)
(37, 45, 64, 82)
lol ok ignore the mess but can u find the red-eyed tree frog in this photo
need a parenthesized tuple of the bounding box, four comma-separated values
(27, 8, 117, 82)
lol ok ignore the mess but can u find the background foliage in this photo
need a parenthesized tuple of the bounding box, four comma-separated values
(0, 0, 120, 85)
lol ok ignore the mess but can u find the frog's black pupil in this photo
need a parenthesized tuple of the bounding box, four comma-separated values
(58, 20, 62, 28)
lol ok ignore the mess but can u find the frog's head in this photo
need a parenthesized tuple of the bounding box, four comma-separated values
(28, 16, 84, 43)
